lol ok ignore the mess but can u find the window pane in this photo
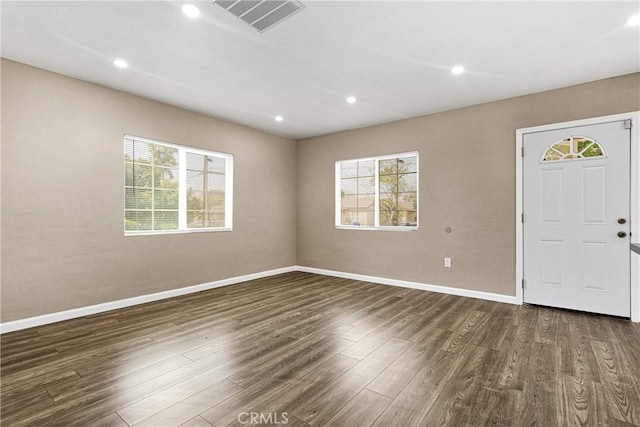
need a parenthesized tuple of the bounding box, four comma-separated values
(399, 192, 417, 208)
(186, 152, 206, 171)
(358, 160, 375, 177)
(582, 144, 603, 158)
(125, 188, 152, 209)
(341, 193, 357, 222)
(125, 210, 137, 231)
(207, 173, 225, 192)
(125, 163, 134, 186)
(130, 164, 152, 188)
(341, 208, 357, 226)
(124, 188, 136, 209)
(206, 212, 225, 228)
(341, 178, 357, 196)
(341, 161, 358, 178)
(137, 212, 153, 230)
(126, 140, 152, 163)
(209, 157, 226, 174)
(341, 195, 355, 212)
(341, 209, 374, 226)
(187, 189, 204, 211)
(379, 210, 396, 226)
(207, 192, 225, 212)
(398, 173, 417, 192)
(398, 211, 417, 226)
(154, 211, 179, 230)
(398, 156, 417, 173)
(153, 145, 178, 167)
(379, 175, 398, 194)
(125, 210, 152, 231)
(575, 137, 592, 152)
(379, 193, 398, 226)
(357, 194, 374, 210)
(357, 210, 374, 227)
(379, 159, 397, 175)
(124, 139, 134, 161)
(543, 148, 563, 161)
(154, 166, 178, 188)
(399, 193, 417, 227)
(552, 138, 571, 154)
(187, 211, 205, 228)
(187, 170, 204, 192)
(358, 176, 375, 194)
(154, 189, 179, 209)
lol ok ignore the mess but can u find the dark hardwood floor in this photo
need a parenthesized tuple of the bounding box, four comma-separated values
(2, 272, 640, 426)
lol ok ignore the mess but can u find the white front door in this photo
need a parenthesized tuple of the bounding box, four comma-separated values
(523, 120, 631, 317)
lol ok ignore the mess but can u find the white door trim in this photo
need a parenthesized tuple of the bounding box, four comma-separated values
(516, 111, 640, 322)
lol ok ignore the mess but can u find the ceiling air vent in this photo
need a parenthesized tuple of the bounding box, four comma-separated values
(213, 0, 304, 33)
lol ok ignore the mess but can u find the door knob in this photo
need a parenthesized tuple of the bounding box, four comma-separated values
(618, 231, 628, 238)
(618, 218, 627, 224)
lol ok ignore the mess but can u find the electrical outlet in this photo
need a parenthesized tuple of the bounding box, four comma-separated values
(444, 257, 452, 268)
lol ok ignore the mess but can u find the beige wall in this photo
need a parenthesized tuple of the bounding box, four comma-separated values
(2, 58, 639, 323)
(297, 73, 640, 297)
(1, 59, 297, 322)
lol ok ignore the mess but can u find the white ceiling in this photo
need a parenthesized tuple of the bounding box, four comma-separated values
(2, 1, 639, 139)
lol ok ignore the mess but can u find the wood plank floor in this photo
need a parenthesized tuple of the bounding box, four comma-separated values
(2, 272, 640, 426)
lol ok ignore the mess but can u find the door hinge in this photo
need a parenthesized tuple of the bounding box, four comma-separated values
(624, 119, 632, 129)
(521, 146, 524, 157)
(521, 213, 524, 223)
(522, 279, 525, 288)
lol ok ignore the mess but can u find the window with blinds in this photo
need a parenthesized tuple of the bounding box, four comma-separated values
(124, 136, 233, 235)
(336, 152, 418, 230)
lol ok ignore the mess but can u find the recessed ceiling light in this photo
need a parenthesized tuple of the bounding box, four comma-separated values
(275, 116, 284, 122)
(451, 65, 465, 75)
(346, 96, 357, 104)
(627, 14, 640, 26)
(113, 58, 128, 69)
(182, 4, 201, 18)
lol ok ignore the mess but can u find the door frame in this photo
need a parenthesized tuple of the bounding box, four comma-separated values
(516, 111, 640, 322)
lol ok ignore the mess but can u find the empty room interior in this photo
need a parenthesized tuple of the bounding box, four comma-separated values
(2, 1, 640, 426)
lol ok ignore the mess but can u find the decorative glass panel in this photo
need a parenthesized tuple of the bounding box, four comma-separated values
(542, 136, 605, 162)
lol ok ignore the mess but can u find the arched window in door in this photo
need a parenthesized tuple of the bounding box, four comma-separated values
(541, 136, 605, 162)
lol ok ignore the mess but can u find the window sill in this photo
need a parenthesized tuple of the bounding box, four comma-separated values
(335, 226, 418, 232)
(125, 227, 232, 237)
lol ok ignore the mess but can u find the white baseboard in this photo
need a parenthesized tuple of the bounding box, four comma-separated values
(0, 266, 297, 334)
(295, 265, 520, 305)
(0, 265, 520, 334)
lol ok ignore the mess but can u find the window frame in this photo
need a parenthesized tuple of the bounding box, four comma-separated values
(335, 151, 419, 231)
(124, 135, 234, 236)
